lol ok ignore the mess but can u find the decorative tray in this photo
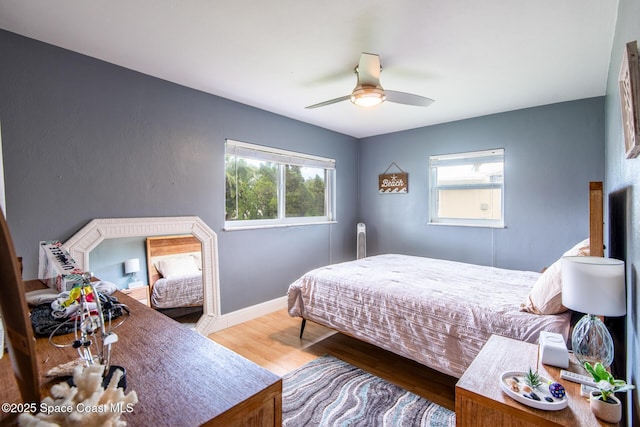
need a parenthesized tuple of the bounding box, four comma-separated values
(499, 371, 568, 411)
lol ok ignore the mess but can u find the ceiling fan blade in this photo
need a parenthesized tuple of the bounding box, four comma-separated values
(385, 90, 435, 107)
(305, 95, 351, 109)
(357, 53, 382, 87)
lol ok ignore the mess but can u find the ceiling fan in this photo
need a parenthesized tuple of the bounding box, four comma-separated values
(306, 53, 435, 109)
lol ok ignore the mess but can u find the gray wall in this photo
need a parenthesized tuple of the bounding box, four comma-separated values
(89, 237, 148, 290)
(604, 0, 640, 423)
(0, 29, 358, 314)
(358, 98, 605, 272)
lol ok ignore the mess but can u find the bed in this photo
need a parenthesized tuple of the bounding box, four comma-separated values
(146, 234, 204, 310)
(288, 182, 605, 378)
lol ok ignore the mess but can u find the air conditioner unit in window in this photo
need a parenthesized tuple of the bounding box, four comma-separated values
(356, 223, 366, 259)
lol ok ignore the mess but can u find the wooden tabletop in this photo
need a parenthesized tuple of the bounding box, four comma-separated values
(456, 334, 617, 426)
(0, 280, 281, 426)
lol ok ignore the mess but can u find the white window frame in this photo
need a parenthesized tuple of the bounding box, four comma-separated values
(429, 148, 505, 228)
(224, 139, 336, 230)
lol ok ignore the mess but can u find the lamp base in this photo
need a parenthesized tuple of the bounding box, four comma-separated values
(571, 314, 614, 368)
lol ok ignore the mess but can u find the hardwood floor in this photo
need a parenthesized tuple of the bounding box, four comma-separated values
(208, 308, 457, 411)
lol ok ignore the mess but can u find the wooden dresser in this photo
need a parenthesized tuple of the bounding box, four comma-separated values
(0, 280, 282, 426)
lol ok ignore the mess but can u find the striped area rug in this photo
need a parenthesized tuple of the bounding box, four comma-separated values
(283, 355, 456, 427)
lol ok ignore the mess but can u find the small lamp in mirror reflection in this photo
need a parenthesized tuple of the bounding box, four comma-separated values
(561, 256, 626, 368)
(124, 258, 140, 286)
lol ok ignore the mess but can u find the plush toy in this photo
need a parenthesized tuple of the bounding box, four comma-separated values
(62, 285, 96, 308)
(50, 285, 97, 320)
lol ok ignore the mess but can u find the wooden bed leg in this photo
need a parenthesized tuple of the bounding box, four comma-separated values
(299, 319, 306, 339)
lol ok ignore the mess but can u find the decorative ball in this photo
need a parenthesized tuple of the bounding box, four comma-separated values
(549, 382, 566, 399)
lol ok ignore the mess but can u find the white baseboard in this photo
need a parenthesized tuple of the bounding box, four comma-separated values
(207, 295, 288, 333)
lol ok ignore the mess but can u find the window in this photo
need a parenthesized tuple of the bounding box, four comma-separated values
(429, 148, 504, 227)
(225, 139, 336, 229)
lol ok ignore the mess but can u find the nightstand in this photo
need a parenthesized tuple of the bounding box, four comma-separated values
(455, 334, 618, 426)
(121, 285, 150, 307)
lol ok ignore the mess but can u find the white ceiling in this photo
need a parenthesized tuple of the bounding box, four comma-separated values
(0, 1, 619, 138)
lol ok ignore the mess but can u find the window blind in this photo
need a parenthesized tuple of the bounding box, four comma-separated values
(226, 139, 335, 169)
(429, 148, 504, 167)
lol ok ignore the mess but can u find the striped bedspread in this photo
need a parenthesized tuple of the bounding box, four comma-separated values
(151, 272, 203, 309)
(287, 254, 571, 378)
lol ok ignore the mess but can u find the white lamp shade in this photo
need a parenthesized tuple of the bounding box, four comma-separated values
(124, 258, 140, 274)
(561, 256, 626, 316)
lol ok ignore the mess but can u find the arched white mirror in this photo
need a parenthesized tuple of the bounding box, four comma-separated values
(63, 216, 220, 335)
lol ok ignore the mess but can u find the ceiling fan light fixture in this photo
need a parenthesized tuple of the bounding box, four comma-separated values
(350, 86, 385, 107)
(306, 53, 433, 110)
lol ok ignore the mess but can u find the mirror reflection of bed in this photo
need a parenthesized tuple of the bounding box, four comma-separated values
(146, 234, 203, 325)
(66, 216, 219, 335)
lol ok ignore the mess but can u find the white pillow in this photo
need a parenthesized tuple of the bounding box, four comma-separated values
(561, 238, 590, 257)
(191, 252, 202, 270)
(520, 238, 589, 315)
(155, 256, 200, 278)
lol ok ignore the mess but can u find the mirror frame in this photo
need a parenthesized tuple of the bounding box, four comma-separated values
(63, 216, 220, 335)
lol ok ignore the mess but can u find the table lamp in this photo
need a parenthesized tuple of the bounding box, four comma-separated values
(124, 258, 140, 284)
(561, 256, 626, 368)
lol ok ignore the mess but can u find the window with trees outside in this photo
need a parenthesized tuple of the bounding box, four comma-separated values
(429, 148, 504, 228)
(225, 139, 336, 229)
